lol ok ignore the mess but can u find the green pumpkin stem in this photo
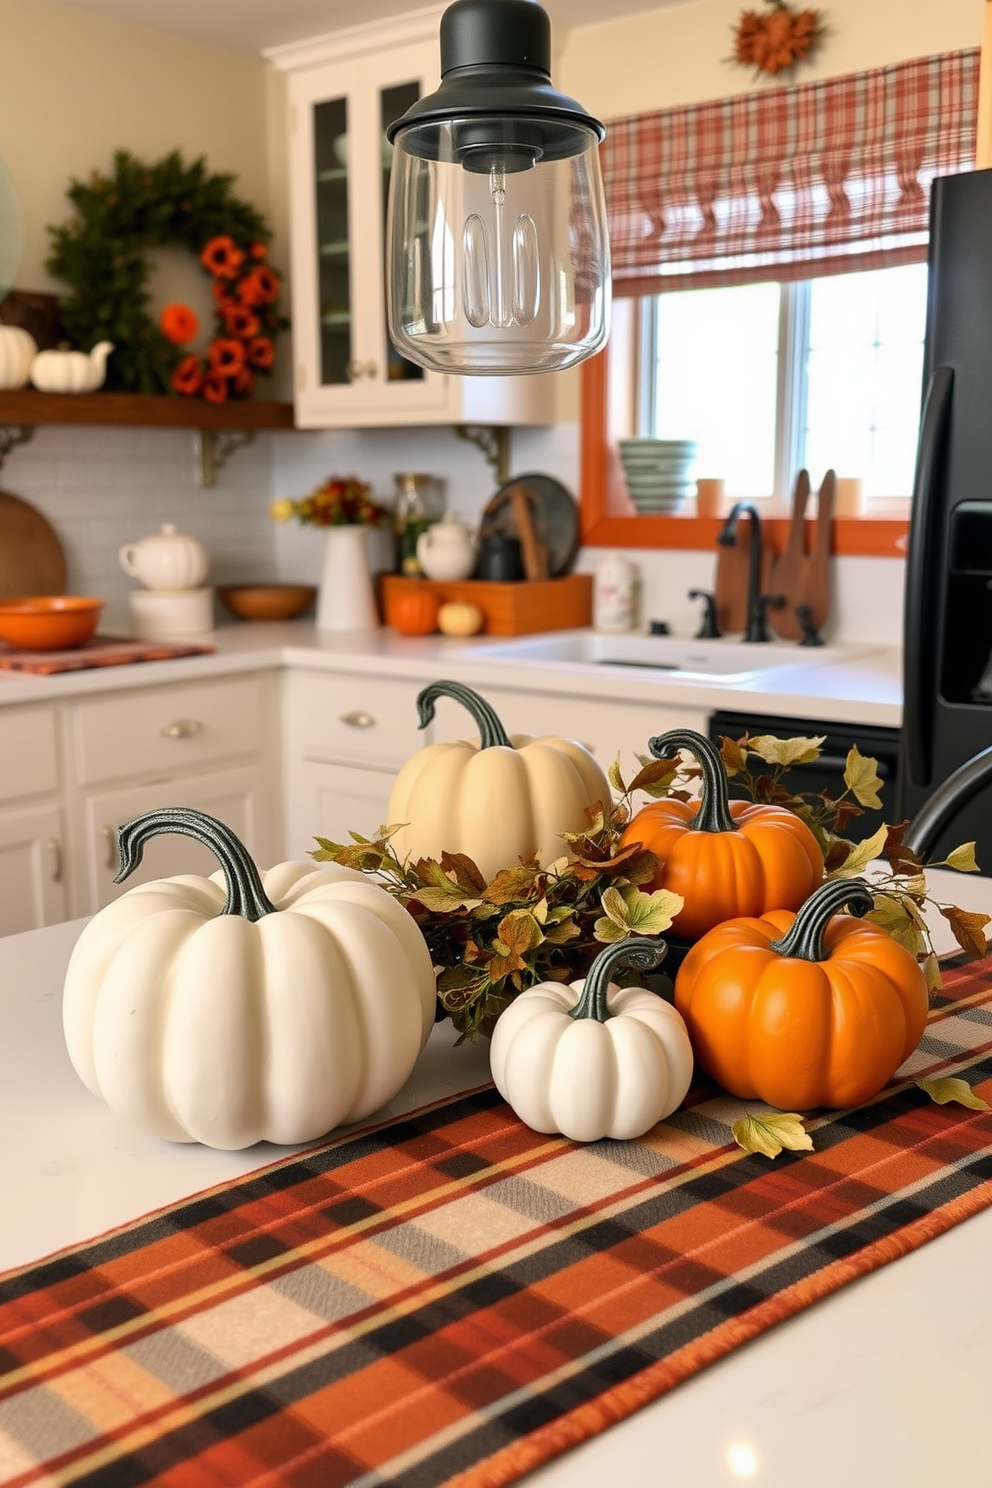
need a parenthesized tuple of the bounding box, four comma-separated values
(769, 877, 874, 962)
(115, 807, 277, 921)
(570, 937, 669, 1023)
(648, 727, 736, 833)
(415, 680, 512, 749)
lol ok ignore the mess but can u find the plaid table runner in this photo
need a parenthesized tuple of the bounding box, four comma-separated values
(2, 958, 991, 1488)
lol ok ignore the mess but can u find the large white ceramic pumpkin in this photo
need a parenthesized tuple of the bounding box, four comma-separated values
(490, 939, 694, 1142)
(62, 808, 436, 1150)
(388, 680, 612, 881)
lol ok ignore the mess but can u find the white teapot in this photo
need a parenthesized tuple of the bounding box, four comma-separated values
(119, 523, 209, 591)
(0, 325, 38, 390)
(416, 514, 478, 582)
(30, 340, 113, 393)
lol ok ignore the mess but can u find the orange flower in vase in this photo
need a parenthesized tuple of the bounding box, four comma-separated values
(171, 354, 203, 397)
(159, 303, 199, 345)
(200, 235, 245, 279)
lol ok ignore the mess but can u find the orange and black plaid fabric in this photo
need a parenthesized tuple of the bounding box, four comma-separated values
(1, 958, 991, 1487)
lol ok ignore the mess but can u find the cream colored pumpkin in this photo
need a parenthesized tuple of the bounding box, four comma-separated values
(490, 940, 694, 1142)
(388, 680, 612, 881)
(437, 601, 484, 637)
(62, 808, 436, 1150)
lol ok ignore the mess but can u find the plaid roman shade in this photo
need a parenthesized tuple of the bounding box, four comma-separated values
(602, 49, 980, 294)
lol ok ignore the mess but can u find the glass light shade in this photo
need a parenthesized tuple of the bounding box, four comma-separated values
(387, 118, 609, 375)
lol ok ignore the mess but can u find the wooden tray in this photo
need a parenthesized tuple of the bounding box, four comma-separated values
(379, 573, 592, 636)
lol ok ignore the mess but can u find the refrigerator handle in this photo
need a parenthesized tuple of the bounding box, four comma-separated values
(903, 365, 953, 789)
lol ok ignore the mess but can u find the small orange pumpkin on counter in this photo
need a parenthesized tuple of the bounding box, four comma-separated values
(619, 727, 823, 941)
(674, 877, 930, 1109)
(384, 581, 440, 636)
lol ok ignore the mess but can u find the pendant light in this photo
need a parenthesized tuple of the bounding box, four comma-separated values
(385, 0, 611, 376)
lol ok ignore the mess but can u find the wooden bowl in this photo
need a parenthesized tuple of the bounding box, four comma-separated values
(218, 583, 317, 622)
(0, 595, 104, 650)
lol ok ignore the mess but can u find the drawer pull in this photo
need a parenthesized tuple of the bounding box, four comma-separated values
(340, 710, 376, 729)
(47, 838, 62, 884)
(161, 718, 204, 739)
(102, 825, 118, 872)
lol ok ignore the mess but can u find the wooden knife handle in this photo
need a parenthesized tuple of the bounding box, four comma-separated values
(508, 484, 549, 581)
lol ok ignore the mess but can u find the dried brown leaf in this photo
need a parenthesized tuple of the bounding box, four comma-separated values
(939, 905, 992, 960)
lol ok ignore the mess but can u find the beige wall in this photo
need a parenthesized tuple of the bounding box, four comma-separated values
(560, 0, 985, 121)
(0, 0, 278, 293)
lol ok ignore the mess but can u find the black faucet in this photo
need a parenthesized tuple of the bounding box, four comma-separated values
(717, 501, 782, 643)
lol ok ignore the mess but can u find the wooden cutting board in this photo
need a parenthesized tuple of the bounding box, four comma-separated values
(804, 468, 836, 635)
(0, 490, 67, 599)
(768, 469, 810, 640)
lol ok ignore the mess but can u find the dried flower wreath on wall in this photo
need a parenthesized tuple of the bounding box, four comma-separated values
(733, 0, 823, 78)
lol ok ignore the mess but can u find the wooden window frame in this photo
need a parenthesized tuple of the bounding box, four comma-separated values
(579, 315, 911, 561)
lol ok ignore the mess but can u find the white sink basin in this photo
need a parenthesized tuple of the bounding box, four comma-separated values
(465, 630, 858, 682)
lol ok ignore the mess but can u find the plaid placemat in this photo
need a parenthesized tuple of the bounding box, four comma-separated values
(1, 958, 991, 1488)
(0, 635, 215, 675)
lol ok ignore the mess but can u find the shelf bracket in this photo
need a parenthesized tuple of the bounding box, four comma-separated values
(194, 427, 256, 488)
(455, 424, 511, 488)
(0, 423, 35, 474)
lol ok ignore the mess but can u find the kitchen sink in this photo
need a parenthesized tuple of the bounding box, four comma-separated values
(464, 630, 862, 682)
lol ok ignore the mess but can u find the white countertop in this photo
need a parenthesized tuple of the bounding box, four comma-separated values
(2, 866, 988, 1487)
(0, 620, 903, 727)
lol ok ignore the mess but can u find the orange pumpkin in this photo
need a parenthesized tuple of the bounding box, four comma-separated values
(674, 877, 929, 1109)
(620, 728, 823, 940)
(385, 582, 440, 636)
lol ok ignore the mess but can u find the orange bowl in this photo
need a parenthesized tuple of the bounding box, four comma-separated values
(0, 596, 104, 650)
(218, 584, 317, 621)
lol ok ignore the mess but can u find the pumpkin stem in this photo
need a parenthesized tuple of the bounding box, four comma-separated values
(769, 877, 874, 962)
(570, 937, 669, 1022)
(415, 680, 513, 749)
(648, 728, 736, 833)
(115, 807, 277, 921)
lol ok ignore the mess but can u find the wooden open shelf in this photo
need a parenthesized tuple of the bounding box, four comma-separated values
(0, 390, 295, 430)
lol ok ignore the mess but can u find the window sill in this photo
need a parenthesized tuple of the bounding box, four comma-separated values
(579, 351, 911, 560)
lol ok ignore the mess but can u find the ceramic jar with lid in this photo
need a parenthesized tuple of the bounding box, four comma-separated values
(416, 514, 478, 581)
(119, 523, 210, 591)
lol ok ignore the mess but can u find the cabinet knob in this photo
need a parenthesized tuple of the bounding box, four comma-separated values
(340, 710, 376, 728)
(102, 824, 118, 872)
(47, 838, 63, 884)
(161, 718, 204, 739)
(346, 359, 378, 381)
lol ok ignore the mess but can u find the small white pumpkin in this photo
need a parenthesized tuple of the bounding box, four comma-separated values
(0, 325, 38, 389)
(30, 339, 113, 392)
(62, 808, 437, 1150)
(388, 680, 612, 881)
(489, 939, 694, 1142)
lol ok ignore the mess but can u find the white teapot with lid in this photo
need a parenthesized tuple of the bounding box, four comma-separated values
(416, 513, 478, 582)
(119, 523, 209, 591)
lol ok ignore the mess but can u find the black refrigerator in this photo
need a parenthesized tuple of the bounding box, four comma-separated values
(899, 166, 992, 867)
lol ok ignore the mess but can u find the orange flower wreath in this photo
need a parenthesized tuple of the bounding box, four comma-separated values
(733, 0, 822, 78)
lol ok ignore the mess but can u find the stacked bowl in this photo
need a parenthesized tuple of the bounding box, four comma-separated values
(619, 439, 697, 514)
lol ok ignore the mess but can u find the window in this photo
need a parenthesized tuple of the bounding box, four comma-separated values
(637, 261, 928, 505)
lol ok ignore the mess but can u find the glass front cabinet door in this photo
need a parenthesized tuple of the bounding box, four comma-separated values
(271, 15, 555, 428)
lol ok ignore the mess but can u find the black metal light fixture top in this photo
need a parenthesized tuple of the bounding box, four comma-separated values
(387, 0, 605, 163)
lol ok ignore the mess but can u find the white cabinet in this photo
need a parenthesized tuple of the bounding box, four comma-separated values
(0, 707, 67, 933)
(282, 668, 422, 857)
(268, 14, 556, 429)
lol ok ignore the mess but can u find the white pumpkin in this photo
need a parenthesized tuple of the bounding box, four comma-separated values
(490, 939, 694, 1142)
(30, 339, 113, 392)
(388, 680, 612, 881)
(0, 325, 37, 389)
(62, 808, 436, 1150)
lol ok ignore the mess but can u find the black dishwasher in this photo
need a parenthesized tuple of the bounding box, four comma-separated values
(707, 711, 902, 842)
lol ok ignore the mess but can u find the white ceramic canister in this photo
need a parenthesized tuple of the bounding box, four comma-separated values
(119, 524, 210, 591)
(129, 588, 214, 639)
(593, 552, 638, 633)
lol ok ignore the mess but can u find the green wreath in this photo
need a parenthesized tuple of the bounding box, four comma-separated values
(45, 149, 286, 400)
